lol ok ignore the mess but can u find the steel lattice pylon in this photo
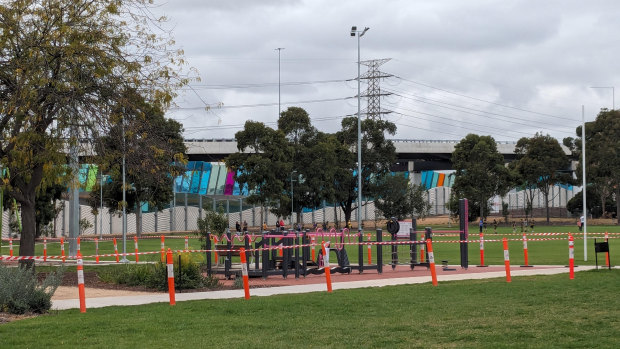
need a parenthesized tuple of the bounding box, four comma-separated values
(360, 58, 392, 119)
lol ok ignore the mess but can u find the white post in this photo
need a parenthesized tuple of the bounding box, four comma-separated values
(582, 105, 587, 261)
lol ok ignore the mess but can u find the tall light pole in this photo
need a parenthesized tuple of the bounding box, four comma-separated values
(276, 48, 285, 117)
(351, 26, 369, 233)
(121, 114, 128, 263)
(290, 170, 297, 227)
(590, 86, 615, 110)
(581, 105, 587, 261)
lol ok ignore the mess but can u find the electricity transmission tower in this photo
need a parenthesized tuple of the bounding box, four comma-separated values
(360, 58, 392, 119)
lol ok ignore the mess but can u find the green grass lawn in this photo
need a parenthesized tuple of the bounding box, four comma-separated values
(1, 269, 618, 348)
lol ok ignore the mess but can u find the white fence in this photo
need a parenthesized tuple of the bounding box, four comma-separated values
(0, 185, 576, 238)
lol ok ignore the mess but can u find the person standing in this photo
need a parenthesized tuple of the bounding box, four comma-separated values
(243, 220, 248, 232)
(479, 217, 484, 233)
(235, 221, 241, 233)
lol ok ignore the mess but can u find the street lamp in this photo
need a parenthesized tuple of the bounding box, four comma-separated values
(351, 26, 369, 233)
(276, 47, 285, 117)
(121, 114, 128, 263)
(290, 170, 297, 227)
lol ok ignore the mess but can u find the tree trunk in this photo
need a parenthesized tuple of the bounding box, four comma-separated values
(135, 205, 142, 237)
(18, 194, 37, 269)
(601, 191, 606, 218)
(616, 186, 620, 225)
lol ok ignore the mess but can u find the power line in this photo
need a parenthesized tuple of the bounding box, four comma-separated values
(392, 75, 580, 122)
(386, 107, 529, 139)
(385, 88, 576, 132)
(171, 96, 352, 111)
(182, 78, 349, 90)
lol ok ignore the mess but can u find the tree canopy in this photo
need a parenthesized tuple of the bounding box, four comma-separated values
(374, 174, 430, 221)
(0, 0, 189, 259)
(564, 109, 620, 224)
(450, 134, 511, 219)
(88, 89, 187, 235)
(510, 133, 571, 223)
(334, 117, 397, 227)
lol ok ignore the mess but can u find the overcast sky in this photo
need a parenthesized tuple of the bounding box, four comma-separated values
(156, 0, 619, 142)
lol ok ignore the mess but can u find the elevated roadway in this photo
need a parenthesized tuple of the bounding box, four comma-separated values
(183, 138, 571, 172)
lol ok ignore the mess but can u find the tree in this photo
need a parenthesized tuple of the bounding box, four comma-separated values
(375, 174, 430, 220)
(334, 117, 397, 227)
(277, 107, 339, 223)
(89, 89, 187, 236)
(0, 0, 188, 261)
(565, 109, 620, 224)
(566, 188, 616, 218)
(34, 183, 66, 238)
(510, 133, 571, 223)
(197, 203, 228, 245)
(226, 121, 292, 223)
(451, 134, 511, 220)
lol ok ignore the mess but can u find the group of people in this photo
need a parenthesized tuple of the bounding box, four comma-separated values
(478, 217, 535, 234)
(235, 220, 248, 233)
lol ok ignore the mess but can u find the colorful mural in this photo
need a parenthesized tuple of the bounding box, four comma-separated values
(174, 161, 249, 196)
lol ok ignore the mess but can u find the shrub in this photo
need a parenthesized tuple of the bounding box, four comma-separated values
(98, 255, 220, 291)
(0, 265, 63, 314)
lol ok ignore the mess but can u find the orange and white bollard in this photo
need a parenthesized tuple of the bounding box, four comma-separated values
(160, 235, 165, 262)
(60, 237, 66, 263)
(503, 237, 511, 283)
(278, 243, 283, 257)
(9, 238, 13, 257)
(212, 236, 219, 264)
(311, 236, 316, 262)
(479, 232, 485, 266)
(166, 248, 176, 305)
(322, 241, 333, 293)
(605, 231, 610, 267)
(426, 239, 438, 286)
(113, 237, 119, 263)
(184, 236, 189, 250)
(43, 237, 47, 262)
(568, 234, 575, 280)
(134, 236, 139, 263)
(94, 238, 99, 264)
(239, 247, 250, 299)
(76, 252, 86, 313)
(77, 237, 81, 255)
(367, 233, 372, 265)
(521, 233, 531, 267)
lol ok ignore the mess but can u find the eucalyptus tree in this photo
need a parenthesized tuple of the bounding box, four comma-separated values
(565, 109, 620, 224)
(450, 134, 511, 219)
(334, 117, 397, 227)
(0, 0, 190, 260)
(510, 133, 571, 223)
(89, 89, 187, 236)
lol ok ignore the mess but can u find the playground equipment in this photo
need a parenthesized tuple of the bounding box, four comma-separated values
(205, 198, 471, 279)
(205, 228, 387, 279)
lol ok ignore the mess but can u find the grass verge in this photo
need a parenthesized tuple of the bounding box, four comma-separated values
(1, 269, 618, 348)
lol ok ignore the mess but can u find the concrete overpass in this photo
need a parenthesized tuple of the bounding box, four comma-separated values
(184, 138, 571, 172)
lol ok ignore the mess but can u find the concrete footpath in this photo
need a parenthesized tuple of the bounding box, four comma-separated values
(51, 265, 604, 310)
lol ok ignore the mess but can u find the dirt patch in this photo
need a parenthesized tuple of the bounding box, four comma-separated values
(0, 312, 39, 324)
